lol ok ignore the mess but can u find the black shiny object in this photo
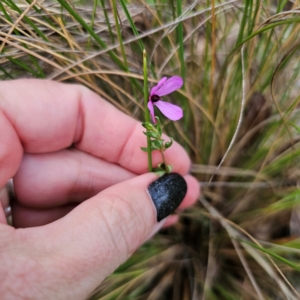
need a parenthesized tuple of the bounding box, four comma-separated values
(148, 173, 187, 222)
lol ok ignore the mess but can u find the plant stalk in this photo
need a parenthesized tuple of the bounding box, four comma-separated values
(143, 49, 152, 172)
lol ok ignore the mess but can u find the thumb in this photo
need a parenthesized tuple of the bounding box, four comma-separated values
(15, 173, 187, 299)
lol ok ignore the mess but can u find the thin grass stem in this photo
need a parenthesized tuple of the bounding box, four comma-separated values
(100, 0, 115, 44)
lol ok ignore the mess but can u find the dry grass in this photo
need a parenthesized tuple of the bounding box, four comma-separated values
(2, 0, 300, 299)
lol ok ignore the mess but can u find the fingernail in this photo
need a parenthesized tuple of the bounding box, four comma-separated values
(148, 173, 187, 222)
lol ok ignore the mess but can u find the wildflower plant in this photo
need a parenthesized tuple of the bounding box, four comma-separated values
(141, 50, 183, 175)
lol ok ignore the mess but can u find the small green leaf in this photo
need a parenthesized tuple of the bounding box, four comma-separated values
(154, 170, 166, 176)
(151, 140, 163, 149)
(143, 131, 160, 138)
(165, 137, 174, 149)
(142, 122, 156, 131)
(150, 146, 160, 151)
(157, 163, 172, 173)
(157, 163, 165, 169)
(155, 117, 162, 136)
(166, 165, 173, 173)
(140, 147, 149, 152)
(153, 167, 166, 176)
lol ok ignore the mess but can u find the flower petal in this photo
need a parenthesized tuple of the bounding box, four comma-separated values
(155, 76, 183, 97)
(147, 101, 156, 123)
(150, 77, 167, 97)
(154, 100, 183, 121)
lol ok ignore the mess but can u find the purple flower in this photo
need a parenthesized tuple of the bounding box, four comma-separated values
(148, 76, 183, 123)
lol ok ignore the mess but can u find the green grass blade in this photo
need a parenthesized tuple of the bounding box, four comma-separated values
(111, 0, 129, 69)
(4, 0, 48, 42)
(7, 56, 41, 77)
(100, 0, 115, 44)
(235, 0, 251, 47)
(118, 0, 156, 78)
(0, 1, 12, 22)
(0, 65, 14, 79)
(119, 0, 144, 51)
(25, 0, 55, 27)
(56, 0, 125, 70)
(241, 240, 300, 272)
(176, 0, 185, 80)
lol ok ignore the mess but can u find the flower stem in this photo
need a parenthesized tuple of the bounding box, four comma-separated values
(143, 49, 152, 172)
(161, 150, 167, 172)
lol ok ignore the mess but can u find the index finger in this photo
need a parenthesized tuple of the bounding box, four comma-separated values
(0, 79, 191, 186)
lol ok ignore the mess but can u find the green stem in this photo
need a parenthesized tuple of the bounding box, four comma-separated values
(176, 0, 185, 80)
(111, 0, 128, 69)
(143, 49, 152, 172)
(161, 150, 167, 172)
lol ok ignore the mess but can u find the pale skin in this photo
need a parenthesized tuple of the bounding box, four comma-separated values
(0, 79, 200, 300)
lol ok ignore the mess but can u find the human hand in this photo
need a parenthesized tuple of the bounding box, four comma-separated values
(0, 79, 199, 299)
